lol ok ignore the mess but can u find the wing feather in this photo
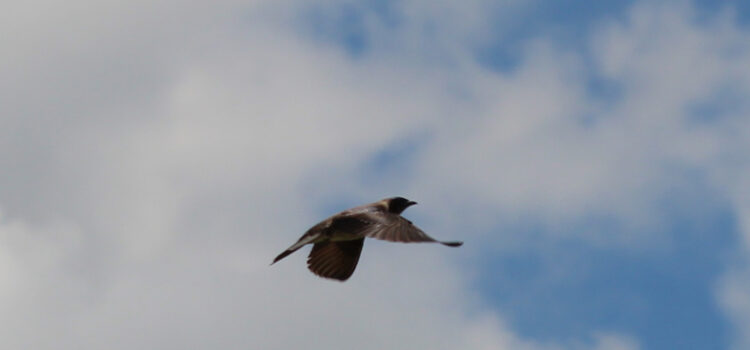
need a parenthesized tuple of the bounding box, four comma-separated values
(306, 239, 365, 281)
(341, 212, 463, 247)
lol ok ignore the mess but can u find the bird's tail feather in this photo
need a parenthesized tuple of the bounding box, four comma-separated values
(271, 234, 320, 265)
(271, 248, 297, 265)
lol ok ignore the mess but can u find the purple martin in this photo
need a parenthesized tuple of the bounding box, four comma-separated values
(271, 197, 462, 281)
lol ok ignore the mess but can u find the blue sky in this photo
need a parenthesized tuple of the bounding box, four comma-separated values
(1, 1, 750, 349)
(299, 1, 750, 349)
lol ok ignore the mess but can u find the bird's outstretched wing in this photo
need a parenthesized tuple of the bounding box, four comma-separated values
(307, 238, 365, 281)
(332, 213, 463, 247)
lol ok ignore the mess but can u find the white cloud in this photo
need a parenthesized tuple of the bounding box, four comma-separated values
(2, 0, 750, 349)
(588, 333, 640, 350)
(404, 2, 750, 250)
(719, 264, 750, 350)
(719, 186, 750, 350)
(0, 1, 544, 348)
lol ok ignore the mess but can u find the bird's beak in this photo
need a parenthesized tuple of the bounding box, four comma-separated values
(408, 200, 418, 206)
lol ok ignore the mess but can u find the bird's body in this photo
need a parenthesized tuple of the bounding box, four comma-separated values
(271, 197, 462, 281)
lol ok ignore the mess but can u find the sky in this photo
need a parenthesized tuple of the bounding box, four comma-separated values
(1, 0, 750, 349)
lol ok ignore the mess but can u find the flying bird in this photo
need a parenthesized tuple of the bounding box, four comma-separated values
(271, 197, 462, 281)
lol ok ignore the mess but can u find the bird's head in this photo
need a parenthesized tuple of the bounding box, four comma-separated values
(386, 196, 417, 214)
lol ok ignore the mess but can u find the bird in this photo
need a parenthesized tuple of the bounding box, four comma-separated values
(271, 196, 462, 281)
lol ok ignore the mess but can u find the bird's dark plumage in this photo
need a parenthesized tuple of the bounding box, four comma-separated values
(271, 196, 463, 281)
(307, 239, 364, 281)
